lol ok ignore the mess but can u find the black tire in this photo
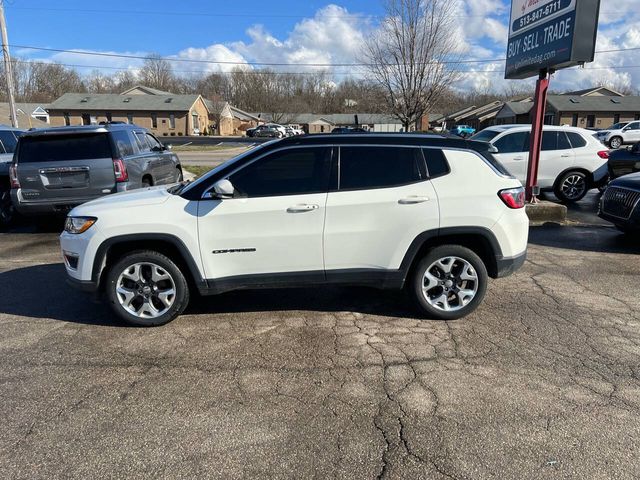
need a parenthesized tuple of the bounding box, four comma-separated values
(142, 176, 153, 188)
(0, 185, 15, 229)
(410, 245, 488, 321)
(554, 170, 588, 203)
(609, 136, 622, 149)
(176, 168, 183, 182)
(105, 250, 190, 327)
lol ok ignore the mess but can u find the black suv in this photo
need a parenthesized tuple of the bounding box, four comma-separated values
(10, 124, 182, 218)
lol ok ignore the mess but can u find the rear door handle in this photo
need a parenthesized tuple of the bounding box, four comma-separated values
(560, 154, 571, 158)
(398, 196, 430, 205)
(513, 156, 525, 161)
(287, 204, 319, 213)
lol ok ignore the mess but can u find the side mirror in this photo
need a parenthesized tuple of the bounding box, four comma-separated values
(205, 179, 235, 199)
(164, 144, 172, 151)
(151, 145, 163, 152)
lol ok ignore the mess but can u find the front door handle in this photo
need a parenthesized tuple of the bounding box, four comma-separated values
(398, 196, 430, 205)
(287, 204, 319, 213)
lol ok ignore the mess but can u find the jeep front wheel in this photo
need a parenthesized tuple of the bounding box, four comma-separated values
(411, 245, 488, 320)
(105, 250, 190, 327)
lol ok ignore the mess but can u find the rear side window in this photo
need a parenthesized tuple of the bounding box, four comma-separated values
(110, 130, 135, 157)
(542, 131, 572, 151)
(0, 131, 18, 154)
(17, 133, 112, 163)
(339, 146, 423, 190)
(230, 147, 331, 198)
(494, 132, 529, 153)
(423, 149, 449, 178)
(566, 132, 587, 148)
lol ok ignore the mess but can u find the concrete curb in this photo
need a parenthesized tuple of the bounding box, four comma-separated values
(526, 201, 567, 224)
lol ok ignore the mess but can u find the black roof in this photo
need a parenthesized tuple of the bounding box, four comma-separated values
(275, 133, 492, 152)
(20, 123, 144, 137)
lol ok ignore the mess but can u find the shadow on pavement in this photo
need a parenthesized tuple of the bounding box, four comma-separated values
(529, 224, 640, 254)
(0, 263, 420, 325)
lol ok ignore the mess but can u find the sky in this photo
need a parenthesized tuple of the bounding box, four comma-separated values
(3, 0, 640, 94)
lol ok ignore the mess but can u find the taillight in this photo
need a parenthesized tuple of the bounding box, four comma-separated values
(9, 164, 19, 188)
(112, 158, 128, 182)
(499, 187, 525, 209)
(597, 150, 609, 159)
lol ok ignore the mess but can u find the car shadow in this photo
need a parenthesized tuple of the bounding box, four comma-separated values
(529, 223, 640, 254)
(0, 263, 420, 325)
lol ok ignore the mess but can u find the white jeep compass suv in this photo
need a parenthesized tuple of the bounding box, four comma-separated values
(60, 134, 529, 326)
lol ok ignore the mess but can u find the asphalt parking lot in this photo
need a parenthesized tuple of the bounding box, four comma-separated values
(1, 195, 640, 479)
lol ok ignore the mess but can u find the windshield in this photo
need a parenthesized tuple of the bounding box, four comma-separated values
(469, 130, 500, 143)
(178, 142, 272, 195)
(610, 123, 627, 130)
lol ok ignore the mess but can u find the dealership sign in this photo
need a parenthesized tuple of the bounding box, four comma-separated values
(505, 0, 601, 79)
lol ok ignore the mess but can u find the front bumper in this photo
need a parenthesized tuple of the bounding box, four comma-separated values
(495, 251, 527, 278)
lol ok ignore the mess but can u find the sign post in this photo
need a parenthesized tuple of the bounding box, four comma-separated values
(505, 0, 601, 201)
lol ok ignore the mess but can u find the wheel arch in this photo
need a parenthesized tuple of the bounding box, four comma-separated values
(400, 227, 503, 283)
(553, 167, 593, 190)
(92, 234, 206, 293)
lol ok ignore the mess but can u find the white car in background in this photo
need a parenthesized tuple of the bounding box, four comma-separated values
(471, 125, 610, 202)
(594, 121, 640, 149)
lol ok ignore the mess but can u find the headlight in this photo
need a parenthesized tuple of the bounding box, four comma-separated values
(64, 216, 97, 234)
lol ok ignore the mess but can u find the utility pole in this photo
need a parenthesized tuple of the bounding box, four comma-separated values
(0, 0, 18, 128)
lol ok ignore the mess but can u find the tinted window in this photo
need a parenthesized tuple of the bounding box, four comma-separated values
(18, 133, 112, 163)
(557, 131, 572, 150)
(134, 132, 149, 151)
(0, 131, 18, 154)
(424, 149, 449, 178)
(494, 132, 529, 153)
(340, 146, 423, 190)
(229, 147, 331, 197)
(627, 122, 640, 131)
(566, 132, 587, 148)
(111, 130, 135, 157)
(146, 133, 162, 150)
(469, 130, 499, 143)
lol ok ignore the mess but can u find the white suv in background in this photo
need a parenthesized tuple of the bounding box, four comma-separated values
(595, 121, 640, 149)
(60, 134, 528, 327)
(471, 125, 609, 202)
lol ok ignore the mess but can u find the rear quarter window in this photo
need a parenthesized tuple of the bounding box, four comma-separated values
(423, 149, 450, 178)
(0, 131, 18, 154)
(566, 132, 587, 148)
(17, 133, 113, 163)
(110, 130, 135, 157)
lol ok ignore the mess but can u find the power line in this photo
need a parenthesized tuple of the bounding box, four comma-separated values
(10, 44, 640, 69)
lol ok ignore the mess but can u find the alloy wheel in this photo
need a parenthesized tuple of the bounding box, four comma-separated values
(115, 262, 176, 318)
(421, 256, 479, 312)
(610, 137, 622, 149)
(561, 174, 586, 201)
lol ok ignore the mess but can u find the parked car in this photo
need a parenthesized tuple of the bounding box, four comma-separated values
(246, 125, 267, 137)
(471, 125, 609, 203)
(0, 126, 23, 227)
(10, 124, 182, 218)
(595, 121, 640, 149)
(450, 125, 476, 137)
(60, 133, 528, 326)
(253, 125, 284, 138)
(284, 126, 296, 137)
(607, 142, 640, 180)
(598, 172, 640, 234)
(331, 127, 368, 133)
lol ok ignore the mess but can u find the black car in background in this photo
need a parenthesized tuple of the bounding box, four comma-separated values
(599, 172, 640, 234)
(331, 127, 368, 133)
(608, 142, 640, 180)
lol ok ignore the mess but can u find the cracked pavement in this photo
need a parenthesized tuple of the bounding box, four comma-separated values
(0, 221, 639, 479)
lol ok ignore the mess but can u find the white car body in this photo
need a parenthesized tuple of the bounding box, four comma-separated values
(60, 135, 528, 325)
(473, 125, 609, 191)
(595, 121, 640, 149)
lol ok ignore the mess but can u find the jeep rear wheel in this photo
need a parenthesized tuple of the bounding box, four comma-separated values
(411, 245, 488, 320)
(105, 250, 190, 327)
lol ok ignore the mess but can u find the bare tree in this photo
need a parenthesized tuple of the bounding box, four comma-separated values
(362, 0, 461, 131)
(139, 54, 176, 92)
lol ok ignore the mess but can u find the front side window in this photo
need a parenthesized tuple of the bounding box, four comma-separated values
(229, 147, 331, 198)
(339, 146, 423, 190)
(494, 132, 529, 154)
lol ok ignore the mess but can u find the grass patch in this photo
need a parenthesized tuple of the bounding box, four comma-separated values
(183, 165, 215, 178)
